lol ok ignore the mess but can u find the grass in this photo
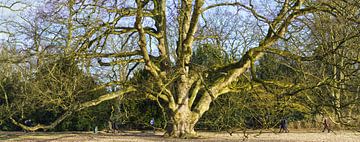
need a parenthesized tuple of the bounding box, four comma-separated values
(0, 130, 359, 142)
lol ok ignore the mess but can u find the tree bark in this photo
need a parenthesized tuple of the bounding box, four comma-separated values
(165, 104, 199, 138)
(164, 70, 200, 138)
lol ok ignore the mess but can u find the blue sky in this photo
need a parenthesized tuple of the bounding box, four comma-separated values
(0, 0, 42, 40)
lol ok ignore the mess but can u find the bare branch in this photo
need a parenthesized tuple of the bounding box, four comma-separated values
(0, 1, 28, 11)
(201, 2, 269, 23)
(10, 87, 136, 131)
(97, 58, 145, 66)
(76, 50, 142, 58)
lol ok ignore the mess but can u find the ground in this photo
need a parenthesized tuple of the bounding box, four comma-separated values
(1, 130, 359, 142)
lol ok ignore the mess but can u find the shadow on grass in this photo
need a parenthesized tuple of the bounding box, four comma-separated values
(0, 132, 27, 140)
(0, 132, 82, 141)
(0, 131, 165, 141)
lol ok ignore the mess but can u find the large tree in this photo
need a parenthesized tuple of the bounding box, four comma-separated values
(1, 0, 359, 138)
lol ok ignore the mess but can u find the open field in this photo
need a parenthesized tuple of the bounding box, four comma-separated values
(1, 130, 359, 142)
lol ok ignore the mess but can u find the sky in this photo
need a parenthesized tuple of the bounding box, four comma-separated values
(0, 0, 44, 40)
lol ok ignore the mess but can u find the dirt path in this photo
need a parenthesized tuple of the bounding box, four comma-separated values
(1, 130, 359, 142)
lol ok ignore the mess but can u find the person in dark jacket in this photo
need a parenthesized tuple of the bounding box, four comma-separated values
(24, 119, 32, 127)
(279, 117, 289, 133)
(322, 117, 331, 133)
(24, 119, 32, 133)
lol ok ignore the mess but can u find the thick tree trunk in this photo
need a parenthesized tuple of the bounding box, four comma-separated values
(165, 104, 199, 138)
(163, 64, 201, 138)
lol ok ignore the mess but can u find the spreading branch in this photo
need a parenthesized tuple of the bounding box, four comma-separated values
(10, 87, 136, 131)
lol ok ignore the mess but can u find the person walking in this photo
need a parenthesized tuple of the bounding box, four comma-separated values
(279, 117, 289, 133)
(322, 117, 331, 133)
(150, 118, 155, 134)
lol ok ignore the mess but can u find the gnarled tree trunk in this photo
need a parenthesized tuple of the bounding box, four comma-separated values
(165, 104, 199, 138)
(164, 70, 201, 138)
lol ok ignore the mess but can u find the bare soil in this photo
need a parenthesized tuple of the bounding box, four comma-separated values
(1, 130, 359, 142)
